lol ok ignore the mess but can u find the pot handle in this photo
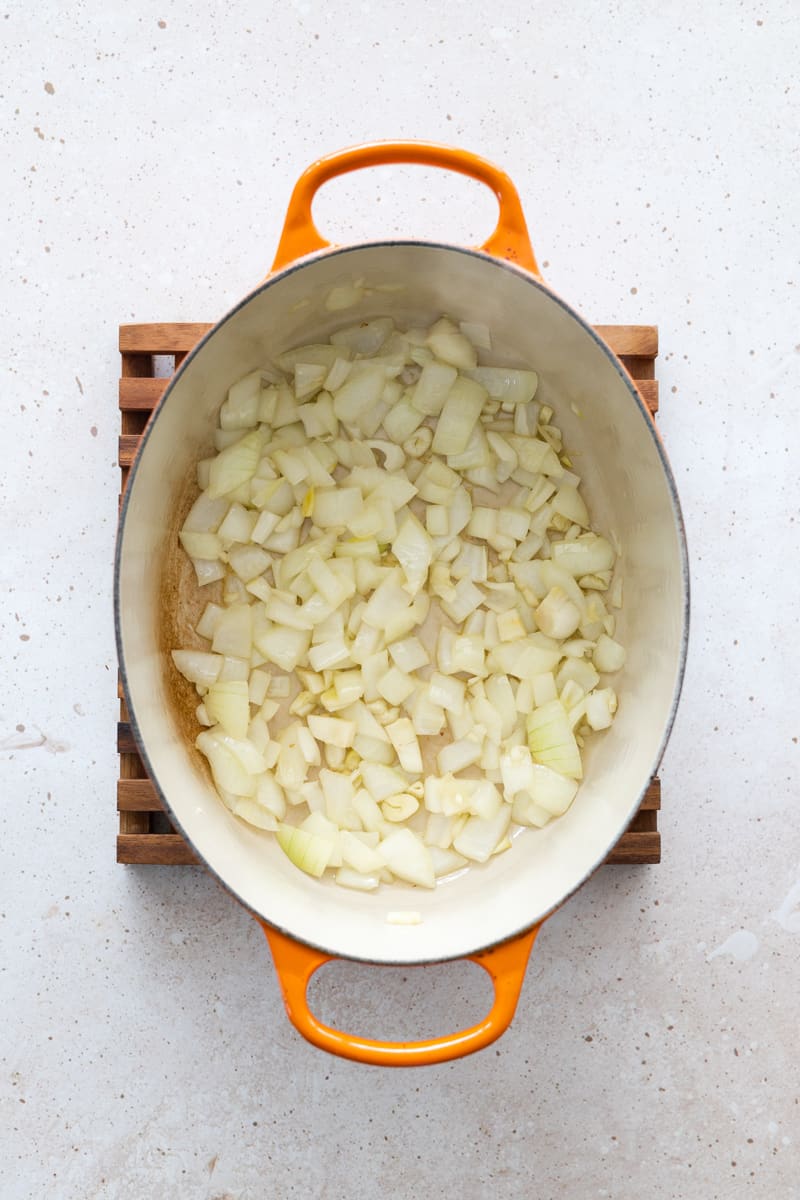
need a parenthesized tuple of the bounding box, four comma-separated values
(271, 141, 540, 276)
(259, 920, 540, 1067)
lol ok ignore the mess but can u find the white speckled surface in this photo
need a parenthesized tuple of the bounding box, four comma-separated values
(2, 2, 799, 1196)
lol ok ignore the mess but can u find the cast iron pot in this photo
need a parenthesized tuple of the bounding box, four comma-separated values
(115, 142, 689, 1065)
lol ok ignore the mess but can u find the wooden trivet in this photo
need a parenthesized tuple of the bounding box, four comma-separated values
(117, 322, 662, 866)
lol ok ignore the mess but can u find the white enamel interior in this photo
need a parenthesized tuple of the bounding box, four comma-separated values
(116, 243, 688, 964)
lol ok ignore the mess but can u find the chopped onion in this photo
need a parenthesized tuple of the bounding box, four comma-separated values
(526, 700, 583, 780)
(171, 649, 223, 687)
(593, 634, 627, 673)
(276, 823, 334, 877)
(175, 313, 625, 892)
(379, 829, 435, 888)
(205, 679, 250, 739)
(411, 360, 457, 416)
(453, 806, 512, 863)
(431, 378, 487, 456)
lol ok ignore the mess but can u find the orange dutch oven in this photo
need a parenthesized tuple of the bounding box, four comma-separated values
(115, 142, 688, 1066)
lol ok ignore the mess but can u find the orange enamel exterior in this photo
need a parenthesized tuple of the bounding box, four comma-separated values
(261, 921, 541, 1067)
(258, 142, 543, 1066)
(271, 141, 540, 275)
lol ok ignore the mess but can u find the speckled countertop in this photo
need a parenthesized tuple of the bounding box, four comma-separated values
(2, 3, 799, 1197)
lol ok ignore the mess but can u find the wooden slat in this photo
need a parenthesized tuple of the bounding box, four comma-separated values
(605, 832, 661, 865)
(117, 833, 200, 865)
(593, 325, 658, 358)
(117, 721, 139, 755)
(119, 377, 169, 409)
(119, 323, 212, 354)
(118, 434, 141, 468)
(118, 778, 162, 811)
(634, 378, 658, 414)
(628, 807, 657, 833)
(640, 778, 661, 810)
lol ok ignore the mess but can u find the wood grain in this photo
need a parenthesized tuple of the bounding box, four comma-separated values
(116, 321, 663, 868)
(120, 323, 213, 354)
(117, 833, 200, 866)
(594, 325, 658, 358)
(119, 377, 169, 409)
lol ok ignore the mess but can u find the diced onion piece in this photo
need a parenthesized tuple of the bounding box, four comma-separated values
(220, 369, 263, 431)
(205, 679, 250, 739)
(511, 795, 553, 828)
(340, 829, 385, 873)
(331, 317, 394, 355)
(377, 667, 417, 706)
(383, 397, 426, 443)
(411, 360, 457, 415)
(487, 636, 561, 680)
(361, 762, 410, 802)
(593, 634, 627, 673)
(182, 491, 231, 534)
(293, 362, 327, 402)
(234, 798, 280, 830)
(552, 534, 615, 577)
(385, 718, 423, 773)
(311, 486, 363, 528)
(526, 700, 583, 780)
(255, 626, 311, 672)
(333, 363, 387, 423)
(453, 806, 512, 863)
(431, 378, 487, 455)
(276, 824, 335, 877)
(210, 603, 253, 659)
(197, 727, 266, 782)
(466, 366, 538, 404)
(277, 342, 352, 372)
(496, 609, 527, 642)
(429, 847, 469, 877)
(486, 432, 518, 482)
(337, 867, 380, 891)
(427, 318, 478, 370)
(379, 829, 435, 888)
(307, 714, 356, 749)
(557, 657, 600, 696)
(228, 543, 271, 583)
(391, 512, 433, 595)
(408, 688, 446, 736)
(437, 737, 482, 775)
(585, 687, 618, 730)
(207, 430, 263, 499)
(428, 672, 466, 715)
(438, 577, 484, 624)
(553, 483, 589, 527)
(255, 775, 286, 819)
(179, 531, 222, 560)
(451, 634, 485, 676)
(535, 587, 582, 640)
(387, 636, 429, 673)
(171, 649, 223, 687)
